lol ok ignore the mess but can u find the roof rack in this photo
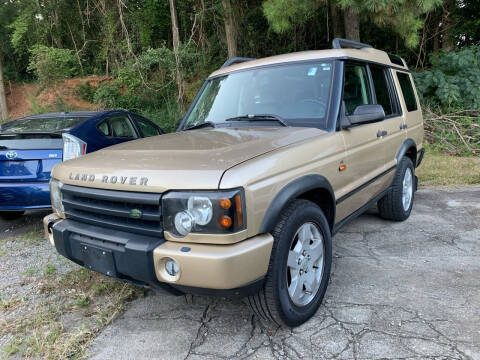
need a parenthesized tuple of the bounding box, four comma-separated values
(332, 38, 372, 50)
(221, 57, 255, 69)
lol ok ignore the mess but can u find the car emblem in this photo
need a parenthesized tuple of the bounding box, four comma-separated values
(129, 209, 142, 219)
(5, 151, 18, 160)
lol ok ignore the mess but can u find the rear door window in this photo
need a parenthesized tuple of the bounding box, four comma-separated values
(133, 115, 161, 137)
(343, 63, 374, 115)
(108, 115, 138, 138)
(396, 72, 418, 112)
(369, 65, 399, 116)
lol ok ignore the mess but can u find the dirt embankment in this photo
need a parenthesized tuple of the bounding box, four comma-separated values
(5, 76, 110, 119)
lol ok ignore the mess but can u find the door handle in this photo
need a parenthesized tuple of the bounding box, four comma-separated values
(400, 124, 408, 130)
(377, 130, 388, 138)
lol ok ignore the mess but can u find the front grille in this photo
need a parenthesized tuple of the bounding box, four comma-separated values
(62, 184, 162, 237)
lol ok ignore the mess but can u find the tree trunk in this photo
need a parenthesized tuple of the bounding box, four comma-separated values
(0, 55, 8, 123)
(343, 7, 360, 42)
(222, 0, 237, 58)
(441, 0, 454, 51)
(330, 2, 343, 39)
(168, 0, 185, 105)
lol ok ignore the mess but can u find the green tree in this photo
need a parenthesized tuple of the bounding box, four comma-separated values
(263, 0, 443, 48)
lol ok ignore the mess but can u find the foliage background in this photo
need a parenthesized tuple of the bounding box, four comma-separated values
(0, 0, 479, 153)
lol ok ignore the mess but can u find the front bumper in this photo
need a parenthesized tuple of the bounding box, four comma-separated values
(0, 181, 51, 210)
(44, 214, 273, 296)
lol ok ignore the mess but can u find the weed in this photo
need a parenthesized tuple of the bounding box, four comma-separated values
(23, 267, 38, 277)
(75, 295, 90, 307)
(44, 264, 56, 276)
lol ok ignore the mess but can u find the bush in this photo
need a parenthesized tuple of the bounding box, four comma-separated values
(137, 101, 183, 133)
(92, 84, 122, 109)
(27, 45, 79, 84)
(75, 81, 96, 103)
(414, 46, 480, 110)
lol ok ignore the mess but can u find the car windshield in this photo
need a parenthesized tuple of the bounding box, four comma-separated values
(0, 116, 88, 134)
(183, 61, 333, 129)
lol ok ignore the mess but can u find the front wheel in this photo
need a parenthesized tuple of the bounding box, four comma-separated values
(248, 199, 332, 327)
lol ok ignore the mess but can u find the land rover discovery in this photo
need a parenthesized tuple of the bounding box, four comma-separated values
(44, 38, 424, 327)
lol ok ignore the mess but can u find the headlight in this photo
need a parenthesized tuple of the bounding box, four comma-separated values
(50, 178, 65, 217)
(162, 189, 246, 237)
(62, 133, 87, 161)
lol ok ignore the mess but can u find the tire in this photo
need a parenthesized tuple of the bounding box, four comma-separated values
(378, 156, 415, 221)
(248, 199, 332, 327)
(0, 211, 25, 220)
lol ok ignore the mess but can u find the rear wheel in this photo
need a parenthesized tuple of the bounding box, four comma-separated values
(0, 211, 25, 220)
(248, 199, 332, 327)
(378, 156, 415, 221)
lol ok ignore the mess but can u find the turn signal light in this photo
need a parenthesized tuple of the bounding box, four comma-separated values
(235, 194, 244, 228)
(219, 215, 233, 228)
(219, 197, 232, 210)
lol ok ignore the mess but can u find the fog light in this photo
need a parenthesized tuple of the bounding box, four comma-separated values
(165, 258, 179, 277)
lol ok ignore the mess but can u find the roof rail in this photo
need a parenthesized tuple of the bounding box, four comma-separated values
(221, 57, 255, 69)
(332, 38, 372, 50)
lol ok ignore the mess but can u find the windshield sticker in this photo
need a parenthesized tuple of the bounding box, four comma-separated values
(307, 67, 318, 76)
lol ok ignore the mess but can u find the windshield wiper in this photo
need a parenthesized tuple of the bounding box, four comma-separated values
(182, 121, 216, 131)
(225, 114, 288, 127)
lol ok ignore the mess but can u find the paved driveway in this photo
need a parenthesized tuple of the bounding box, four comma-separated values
(81, 187, 479, 359)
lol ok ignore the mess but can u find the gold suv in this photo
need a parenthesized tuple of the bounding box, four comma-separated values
(44, 38, 424, 327)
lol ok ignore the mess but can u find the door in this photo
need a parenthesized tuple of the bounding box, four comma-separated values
(394, 71, 423, 153)
(336, 62, 387, 221)
(369, 65, 406, 170)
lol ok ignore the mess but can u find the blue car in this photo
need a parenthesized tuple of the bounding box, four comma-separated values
(0, 110, 163, 218)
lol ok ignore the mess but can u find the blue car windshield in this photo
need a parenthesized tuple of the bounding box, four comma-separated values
(183, 61, 333, 129)
(0, 117, 87, 133)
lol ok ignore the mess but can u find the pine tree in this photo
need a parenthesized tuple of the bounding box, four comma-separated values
(263, 0, 443, 48)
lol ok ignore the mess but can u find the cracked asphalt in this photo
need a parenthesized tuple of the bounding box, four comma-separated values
(80, 187, 480, 359)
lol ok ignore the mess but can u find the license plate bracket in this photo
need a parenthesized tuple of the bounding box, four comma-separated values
(78, 243, 117, 277)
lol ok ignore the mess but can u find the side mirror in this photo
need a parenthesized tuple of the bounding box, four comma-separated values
(342, 104, 385, 128)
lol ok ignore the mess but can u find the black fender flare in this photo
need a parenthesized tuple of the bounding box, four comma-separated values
(259, 174, 335, 234)
(396, 138, 417, 165)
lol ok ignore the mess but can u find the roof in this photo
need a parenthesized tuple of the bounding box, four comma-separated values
(210, 47, 408, 78)
(19, 111, 109, 120)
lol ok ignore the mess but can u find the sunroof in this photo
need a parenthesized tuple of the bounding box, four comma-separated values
(388, 54, 404, 66)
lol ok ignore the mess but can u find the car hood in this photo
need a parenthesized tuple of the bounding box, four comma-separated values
(53, 127, 326, 192)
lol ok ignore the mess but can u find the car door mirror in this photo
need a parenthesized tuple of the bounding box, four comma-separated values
(345, 104, 385, 127)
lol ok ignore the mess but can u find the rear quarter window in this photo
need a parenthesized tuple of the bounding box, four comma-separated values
(370, 65, 396, 116)
(396, 72, 418, 112)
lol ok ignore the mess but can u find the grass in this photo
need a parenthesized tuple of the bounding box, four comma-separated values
(19, 225, 45, 246)
(417, 152, 480, 186)
(1, 266, 144, 359)
(44, 264, 56, 276)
